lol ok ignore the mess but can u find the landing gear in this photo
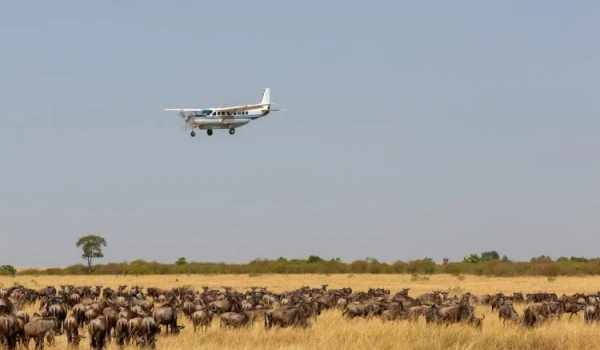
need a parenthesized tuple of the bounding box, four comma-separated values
(207, 129, 213, 136)
(229, 128, 235, 135)
(190, 131, 196, 137)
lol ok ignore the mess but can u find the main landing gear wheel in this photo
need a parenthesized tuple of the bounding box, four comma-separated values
(229, 128, 235, 135)
(207, 129, 213, 136)
(190, 131, 196, 137)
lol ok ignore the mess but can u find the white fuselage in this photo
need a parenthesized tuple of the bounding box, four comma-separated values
(184, 108, 270, 130)
(165, 88, 281, 136)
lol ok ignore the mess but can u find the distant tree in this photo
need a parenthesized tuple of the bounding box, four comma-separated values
(501, 255, 510, 262)
(569, 256, 589, 263)
(76, 235, 107, 273)
(481, 251, 500, 261)
(463, 253, 481, 263)
(442, 258, 449, 265)
(329, 257, 342, 263)
(0, 265, 16, 276)
(365, 257, 379, 264)
(175, 257, 188, 266)
(556, 256, 569, 263)
(530, 255, 553, 263)
(307, 255, 324, 263)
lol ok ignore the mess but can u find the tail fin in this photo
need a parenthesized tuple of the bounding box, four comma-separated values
(261, 88, 271, 110)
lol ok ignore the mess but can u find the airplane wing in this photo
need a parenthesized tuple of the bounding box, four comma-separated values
(217, 103, 270, 113)
(165, 103, 270, 115)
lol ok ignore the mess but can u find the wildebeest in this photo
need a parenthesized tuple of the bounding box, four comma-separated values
(522, 308, 546, 327)
(64, 315, 85, 347)
(152, 304, 184, 335)
(41, 302, 67, 333)
(526, 302, 551, 319)
(265, 304, 313, 329)
(138, 317, 159, 350)
(563, 302, 587, 320)
(114, 318, 129, 347)
(126, 317, 142, 347)
(220, 312, 251, 329)
(208, 297, 241, 315)
(584, 304, 600, 324)
(87, 316, 108, 350)
(102, 307, 119, 342)
(431, 298, 475, 326)
(381, 309, 409, 322)
(0, 315, 22, 350)
(23, 317, 58, 350)
(191, 309, 214, 333)
(498, 304, 519, 324)
(342, 302, 384, 319)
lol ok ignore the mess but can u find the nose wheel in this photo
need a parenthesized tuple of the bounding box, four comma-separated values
(207, 129, 213, 136)
(229, 128, 235, 135)
(190, 131, 196, 137)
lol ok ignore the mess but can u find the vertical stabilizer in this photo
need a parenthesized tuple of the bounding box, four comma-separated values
(261, 88, 271, 109)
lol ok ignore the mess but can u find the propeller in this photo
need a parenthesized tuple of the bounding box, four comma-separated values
(179, 110, 193, 131)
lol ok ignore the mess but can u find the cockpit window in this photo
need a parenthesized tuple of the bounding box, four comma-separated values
(199, 109, 213, 116)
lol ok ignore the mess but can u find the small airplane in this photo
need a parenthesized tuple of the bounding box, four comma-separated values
(165, 88, 284, 137)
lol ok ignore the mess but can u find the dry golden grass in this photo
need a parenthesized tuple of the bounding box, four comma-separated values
(2, 274, 599, 350)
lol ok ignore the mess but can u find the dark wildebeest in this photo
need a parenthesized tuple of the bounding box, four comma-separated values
(219, 312, 251, 329)
(407, 305, 431, 322)
(526, 302, 551, 319)
(381, 309, 408, 322)
(522, 308, 545, 327)
(416, 292, 442, 305)
(138, 317, 160, 350)
(84, 309, 100, 326)
(208, 297, 240, 316)
(64, 315, 85, 347)
(435, 300, 474, 325)
(547, 301, 566, 318)
(498, 304, 519, 324)
(563, 302, 586, 320)
(114, 318, 129, 347)
(191, 309, 214, 333)
(0, 315, 21, 350)
(117, 307, 135, 321)
(490, 295, 506, 311)
(342, 303, 384, 319)
(88, 316, 108, 350)
(467, 314, 485, 330)
(126, 317, 142, 347)
(152, 304, 184, 335)
(71, 304, 87, 328)
(102, 307, 119, 342)
(42, 302, 67, 333)
(584, 305, 600, 324)
(265, 305, 311, 329)
(23, 317, 59, 350)
(129, 298, 154, 314)
(181, 301, 195, 319)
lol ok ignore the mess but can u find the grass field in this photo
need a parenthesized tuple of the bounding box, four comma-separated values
(2, 274, 600, 350)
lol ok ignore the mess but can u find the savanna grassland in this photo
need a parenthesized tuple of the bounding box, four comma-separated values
(3, 274, 600, 350)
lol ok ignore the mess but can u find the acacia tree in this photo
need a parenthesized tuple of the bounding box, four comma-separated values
(76, 235, 107, 272)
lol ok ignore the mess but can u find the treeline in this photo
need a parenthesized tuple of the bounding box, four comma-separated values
(13, 254, 600, 277)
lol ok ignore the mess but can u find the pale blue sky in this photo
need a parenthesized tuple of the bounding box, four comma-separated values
(1, 1, 598, 266)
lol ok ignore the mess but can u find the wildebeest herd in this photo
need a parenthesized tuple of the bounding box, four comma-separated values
(0, 284, 599, 349)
